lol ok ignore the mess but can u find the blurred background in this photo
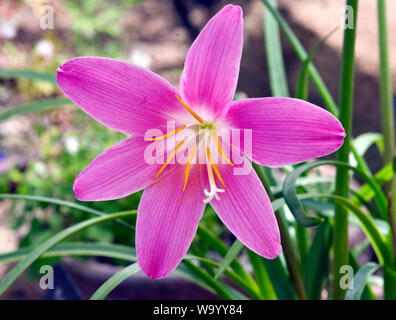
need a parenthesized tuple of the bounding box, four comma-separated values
(0, 0, 395, 299)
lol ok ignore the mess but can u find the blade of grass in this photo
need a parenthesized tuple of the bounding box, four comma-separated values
(283, 160, 388, 226)
(333, 0, 359, 300)
(377, 0, 395, 176)
(253, 162, 307, 299)
(345, 263, 380, 300)
(349, 252, 377, 300)
(247, 249, 278, 300)
(263, 0, 289, 97)
(295, 27, 339, 100)
(261, 0, 371, 178)
(182, 260, 234, 300)
(378, 0, 396, 300)
(0, 98, 72, 121)
(261, 0, 337, 114)
(0, 193, 134, 230)
(196, 225, 256, 288)
(0, 242, 137, 264)
(303, 220, 332, 299)
(0, 210, 137, 296)
(0, 69, 57, 85)
(214, 240, 244, 280)
(90, 263, 141, 300)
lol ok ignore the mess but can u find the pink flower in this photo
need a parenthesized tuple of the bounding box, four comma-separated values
(56, 5, 345, 279)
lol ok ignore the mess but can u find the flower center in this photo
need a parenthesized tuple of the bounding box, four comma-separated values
(150, 95, 234, 204)
(200, 122, 216, 130)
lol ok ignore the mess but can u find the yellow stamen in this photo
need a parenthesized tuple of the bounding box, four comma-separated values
(146, 125, 187, 141)
(155, 140, 185, 178)
(213, 131, 234, 166)
(206, 147, 225, 188)
(175, 95, 203, 123)
(183, 145, 196, 191)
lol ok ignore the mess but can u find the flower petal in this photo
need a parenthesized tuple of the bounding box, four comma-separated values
(224, 98, 346, 167)
(180, 5, 243, 119)
(209, 162, 281, 259)
(57, 57, 184, 135)
(136, 165, 205, 279)
(74, 136, 166, 201)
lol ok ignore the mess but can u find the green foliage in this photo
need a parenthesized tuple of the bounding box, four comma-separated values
(1, 0, 396, 301)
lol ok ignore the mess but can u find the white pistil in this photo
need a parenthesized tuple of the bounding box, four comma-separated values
(203, 161, 224, 204)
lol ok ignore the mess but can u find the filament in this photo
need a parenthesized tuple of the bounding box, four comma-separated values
(175, 94, 203, 123)
(213, 130, 234, 166)
(146, 125, 187, 141)
(155, 140, 185, 178)
(183, 145, 197, 191)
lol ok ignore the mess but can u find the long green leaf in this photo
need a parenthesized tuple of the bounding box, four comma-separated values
(303, 194, 390, 266)
(0, 69, 57, 85)
(263, 0, 289, 97)
(0, 98, 72, 121)
(295, 27, 339, 100)
(182, 260, 234, 300)
(0, 210, 137, 296)
(247, 250, 278, 300)
(261, 0, 338, 114)
(90, 263, 141, 300)
(303, 220, 332, 299)
(196, 225, 256, 288)
(214, 240, 244, 280)
(333, 0, 359, 300)
(283, 160, 388, 226)
(345, 263, 380, 300)
(0, 193, 134, 230)
(0, 242, 137, 264)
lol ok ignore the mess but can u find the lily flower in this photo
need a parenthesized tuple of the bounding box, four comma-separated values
(56, 5, 345, 279)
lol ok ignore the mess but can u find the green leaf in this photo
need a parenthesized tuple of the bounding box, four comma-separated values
(0, 242, 137, 264)
(247, 250, 278, 300)
(261, 0, 338, 115)
(0, 210, 137, 296)
(261, 257, 296, 300)
(196, 225, 256, 288)
(214, 240, 244, 280)
(300, 193, 390, 266)
(295, 27, 338, 100)
(263, 0, 289, 97)
(0, 69, 57, 85)
(90, 263, 141, 300)
(182, 260, 234, 300)
(352, 133, 383, 160)
(345, 263, 380, 300)
(0, 193, 134, 230)
(283, 160, 388, 226)
(303, 220, 332, 299)
(0, 98, 73, 121)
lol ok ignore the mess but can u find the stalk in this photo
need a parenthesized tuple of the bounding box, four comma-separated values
(377, 0, 396, 299)
(253, 163, 307, 300)
(333, 0, 358, 300)
(377, 0, 395, 172)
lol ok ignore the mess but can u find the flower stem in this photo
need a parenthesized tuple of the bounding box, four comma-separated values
(377, 0, 395, 175)
(333, 0, 358, 300)
(252, 163, 307, 300)
(377, 0, 396, 299)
